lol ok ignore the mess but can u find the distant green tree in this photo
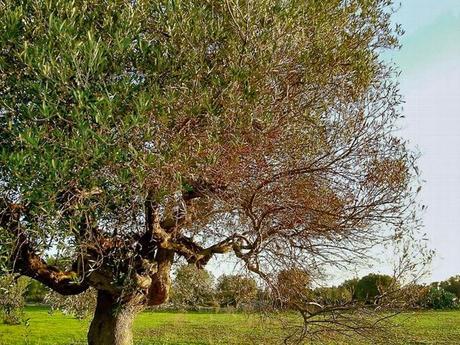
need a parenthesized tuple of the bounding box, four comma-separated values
(24, 279, 48, 303)
(216, 275, 258, 308)
(170, 265, 215, 309)
(439, 276, 460, 299)
(313, 286, 352, 305)
(339, 278, 360, 300)
(354, 274, 396, 303)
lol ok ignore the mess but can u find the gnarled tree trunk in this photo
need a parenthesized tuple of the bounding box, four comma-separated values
(87, 248, 174, 344)
(88, 290, 143, 345)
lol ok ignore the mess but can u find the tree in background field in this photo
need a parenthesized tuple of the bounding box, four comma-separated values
(0, 1, 428, 344)
(170, 265, 215, 309)
(25, 279, 48, 303)
(45, 288, 97, 319)
(216, 274, 258, 308)
(354, 274, 396, 304)
(0, 274, 28, 325)
(340, 278, 360, 300)
(313, 286, 352, 305)
(439, 276, 460, 299)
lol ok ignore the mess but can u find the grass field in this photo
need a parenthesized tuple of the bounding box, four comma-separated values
(0, 306, 459, 344)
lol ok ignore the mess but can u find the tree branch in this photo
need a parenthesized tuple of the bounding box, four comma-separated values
(12, 240, 89, 295)
(1, 198, 88, 295)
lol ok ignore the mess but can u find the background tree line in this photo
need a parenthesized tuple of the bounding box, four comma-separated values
(2, 267, 459, 325)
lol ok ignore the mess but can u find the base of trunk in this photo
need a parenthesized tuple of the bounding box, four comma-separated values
(88, 291, 142, 345)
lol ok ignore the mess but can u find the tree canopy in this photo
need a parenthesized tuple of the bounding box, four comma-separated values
(0, 1, 423, 344)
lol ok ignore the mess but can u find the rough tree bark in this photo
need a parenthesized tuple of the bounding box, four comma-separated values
(87, 291, 143, 345)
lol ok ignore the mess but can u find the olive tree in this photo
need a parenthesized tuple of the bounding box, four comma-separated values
(170, 264, 215, 309)
(216, 274, 257, 308)
(1, 1, 423, 344)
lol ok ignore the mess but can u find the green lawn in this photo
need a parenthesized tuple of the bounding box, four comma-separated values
(0, 306, 459, 344)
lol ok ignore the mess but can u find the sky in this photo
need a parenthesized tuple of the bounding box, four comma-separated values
(389, 0, 460, 282)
